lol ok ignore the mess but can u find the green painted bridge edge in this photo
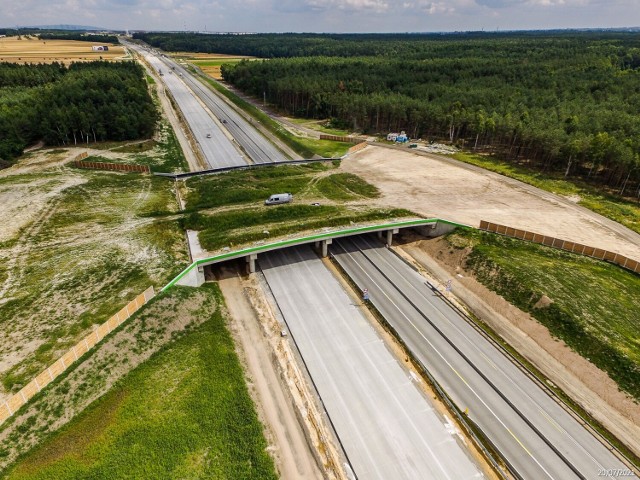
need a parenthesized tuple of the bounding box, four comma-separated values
(160, 218, 469, 293)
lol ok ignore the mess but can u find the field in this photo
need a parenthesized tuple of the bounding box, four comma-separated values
(0, 143, 188, 402)
(449, 229, 640, 400)
(0, 36, 126, 64)
(180, 163, 412, 252)
(191, 57, 254, 80)
(1, 285, 277, 479)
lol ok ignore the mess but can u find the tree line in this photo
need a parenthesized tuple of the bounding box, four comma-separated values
(39, 32, 119, 44)
(138, 32, 640, 195)
(0, 61, 157, 167)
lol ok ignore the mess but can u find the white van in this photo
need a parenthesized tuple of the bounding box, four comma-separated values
(265, 193, 293, 205)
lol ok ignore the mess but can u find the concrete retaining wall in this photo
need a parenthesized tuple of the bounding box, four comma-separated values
(479, 220, 640, 274)
(0, 286, 155, 425)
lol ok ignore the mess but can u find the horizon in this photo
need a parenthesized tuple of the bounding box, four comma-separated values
(2, 0, 640, 35)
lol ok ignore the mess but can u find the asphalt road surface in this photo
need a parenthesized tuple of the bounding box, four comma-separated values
(333, 235, 632, 480)
(127, 43, 245, 169)
(162, 59, 289, 164)
(261, 247, 482, 480)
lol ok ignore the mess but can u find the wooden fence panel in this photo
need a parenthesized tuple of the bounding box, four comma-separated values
(0, 286, 155, 426)
(478, 220, 639, 276)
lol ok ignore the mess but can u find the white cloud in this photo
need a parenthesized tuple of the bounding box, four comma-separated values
(1, 0, 638, 32)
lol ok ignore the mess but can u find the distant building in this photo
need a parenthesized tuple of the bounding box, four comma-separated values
(92, 45, 109, 51)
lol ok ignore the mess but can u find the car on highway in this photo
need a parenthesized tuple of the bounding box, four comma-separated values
(206, 133, 212, 138)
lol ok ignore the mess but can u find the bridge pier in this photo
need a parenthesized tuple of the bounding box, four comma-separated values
(315, 239, 332, 257)
(246, 253, 258, 273)
(386, 228, 399, 246)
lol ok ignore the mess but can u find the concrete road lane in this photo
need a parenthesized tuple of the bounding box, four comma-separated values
(333, 235, 632, 480)
(153, 54, 289, 164)
(129, 44, 245, 169)
(260, 247, 483, 480)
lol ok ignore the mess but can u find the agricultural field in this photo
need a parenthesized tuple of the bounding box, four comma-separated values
(449, 229, 640, 401)
(0, 144, 188, 404)
(190, 57, 254, 80)
(179, 163, 412, 252)
(0, 36, 125, 64)
(1, 285, 277, 479)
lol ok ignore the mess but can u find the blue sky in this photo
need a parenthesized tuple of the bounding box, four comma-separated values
(3, 0, 640, 32)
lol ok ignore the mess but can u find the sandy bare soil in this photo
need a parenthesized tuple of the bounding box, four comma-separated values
(218, 269, 325, 480)
(0, 147, 186, 403)
(342, 145, 640, 261)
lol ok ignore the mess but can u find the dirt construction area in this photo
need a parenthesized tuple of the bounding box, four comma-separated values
(342, 144, 640, 457)
(343, 145, 640, 261)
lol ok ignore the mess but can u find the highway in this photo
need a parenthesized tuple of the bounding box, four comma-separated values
(128, 42, 246, 169)
(332, 235, 632, 480)
(127, 40, 289, 165)
(260, 247, 483, 480)
(157, 57, 289, 164)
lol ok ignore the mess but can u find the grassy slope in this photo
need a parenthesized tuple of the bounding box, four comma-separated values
(181, 163, 412, 251)
(0, 170, 187, 394)
(3, 284, 277, 480)
(453, 229, 640, 400)
(452, 152, 640, 235)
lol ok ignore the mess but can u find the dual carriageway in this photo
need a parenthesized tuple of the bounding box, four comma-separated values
(128, 41, 636, 480)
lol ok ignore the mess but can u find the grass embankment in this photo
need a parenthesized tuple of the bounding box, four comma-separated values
(450, 229, 640, 400)
(287, 117, 351, 137)
(88, 120, 188, 173)
(181, 163, 413, 251)
(3, 284, 277, 480)
(452, 152, 640, 235)
(195, 74, 350, 159)
(0, 170, 187, 395)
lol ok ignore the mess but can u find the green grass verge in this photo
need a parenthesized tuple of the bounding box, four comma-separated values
(315, 173, 379, 201)
(3, 284, 277, 480)
(183, 206, 413, 251)
(452, 152, 640, 235)
(111, 140, 158, 154)
(287, 118, 352, 137)
(185, 163, 329, 210)
(452, 228, 640, 400)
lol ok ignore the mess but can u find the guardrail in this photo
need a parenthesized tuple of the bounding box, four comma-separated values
(161, 218, 467, 292)
(154, 157, 342, 180)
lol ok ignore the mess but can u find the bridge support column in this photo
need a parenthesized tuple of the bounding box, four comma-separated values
(377, 231, 383, 239)
(246, 254, 258, 274)
(177, 265, 205, 288)
(321, 239, 332, 257)
(386, 228, 399, 246)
